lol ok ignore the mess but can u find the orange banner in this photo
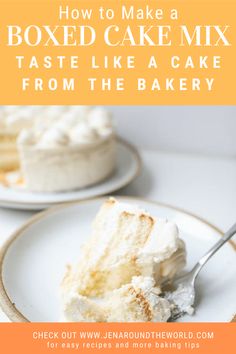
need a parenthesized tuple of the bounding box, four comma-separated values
(0, 322, 235, 354)
(0, 0, 235, 104)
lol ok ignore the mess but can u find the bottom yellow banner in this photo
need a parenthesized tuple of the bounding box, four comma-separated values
(0, 322, 235, 353)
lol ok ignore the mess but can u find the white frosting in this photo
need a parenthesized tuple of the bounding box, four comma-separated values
(88, 108, 113, 138)
(36, 127, 70, 148)
(17, 106, 114, 148)
(88, 107, 112, 127)
(3, 108, 36, 133)
(1, 105, 84, 135)
(68, 105, 91, 119)
(1, 106, 46, 134)
(139, 220, 180, 262)
(43, 106, 68, 119)
(58, 112, 83, 128)
(17, 129, 35, 145)
(70, 123, 99, 144)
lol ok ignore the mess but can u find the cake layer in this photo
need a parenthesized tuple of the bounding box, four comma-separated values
(0, 152, 19, 171)
(62, 276, 171, 322)
(0, 122, 26, 172)
(0, 134, 19, 171)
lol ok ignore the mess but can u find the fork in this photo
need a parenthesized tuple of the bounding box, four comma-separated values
(162, 221, 236, 321)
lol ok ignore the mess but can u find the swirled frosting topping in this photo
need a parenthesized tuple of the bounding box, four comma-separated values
(37, 127, 70, 148)
(17, 106, 114, 148)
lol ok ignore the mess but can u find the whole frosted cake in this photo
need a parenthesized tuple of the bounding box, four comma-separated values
(0, 106, 116, 192)
(61, 198, 186, 322)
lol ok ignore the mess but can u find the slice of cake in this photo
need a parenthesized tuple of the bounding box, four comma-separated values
(61, 198, 186, 322)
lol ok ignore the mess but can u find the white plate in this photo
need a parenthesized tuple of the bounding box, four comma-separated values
(0, 140, 141, 210)
(0, 197, 235, 322)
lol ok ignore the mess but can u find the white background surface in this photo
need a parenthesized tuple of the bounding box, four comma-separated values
(112, 106, 236, 157)
(0, 106, 236, 321)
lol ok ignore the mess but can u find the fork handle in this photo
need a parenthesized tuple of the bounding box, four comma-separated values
(191, 222, 236, 280)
